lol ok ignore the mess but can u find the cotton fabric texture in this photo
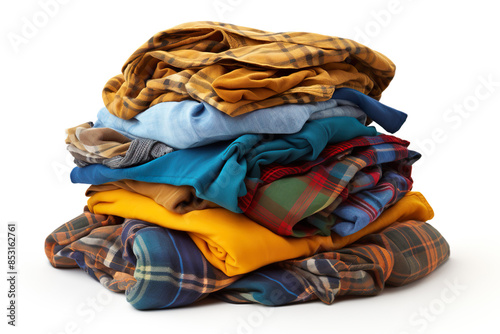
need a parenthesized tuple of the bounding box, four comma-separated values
(66, 122, 172, 168)
(94, 87, 407, 149)
(71, 117, 378, 212)
(45, 21, 450, 312)
(45, 193, 447, 309)
(103, 22, 396, 119)
(240, 134, 418, 236)
(85, 190, 433, 276)
(86, 180, 219, 214)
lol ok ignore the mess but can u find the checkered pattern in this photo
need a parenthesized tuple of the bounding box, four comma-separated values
(45, 211, 449, 309)
(103, 21, 396, 119)
(44, 209, 136, 292)
(239, 134, 419, 236)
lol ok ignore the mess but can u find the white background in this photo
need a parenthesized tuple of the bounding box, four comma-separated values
(1, 0, 499, 333)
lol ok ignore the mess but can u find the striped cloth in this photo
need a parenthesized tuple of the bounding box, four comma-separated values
(45, 211, 449, 309)
(65, 122, 173, 169)
(65, 122, 130, 159)
(330, 169, 413, 236)
(218, 220, 450, 304)
(44, 210, 136, 292)
(240, 134, 419, 236)
(103, 21, 396, 119)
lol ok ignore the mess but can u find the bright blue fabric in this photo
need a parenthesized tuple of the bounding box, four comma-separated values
(71, 117, 378, 212)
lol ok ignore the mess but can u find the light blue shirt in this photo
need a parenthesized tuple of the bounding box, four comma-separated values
(94, 88, 405, 149)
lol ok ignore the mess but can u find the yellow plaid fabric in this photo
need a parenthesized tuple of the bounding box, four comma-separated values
(103, 21, 396, 119)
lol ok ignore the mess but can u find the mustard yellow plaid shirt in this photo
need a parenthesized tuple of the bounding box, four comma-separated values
(103, 21, 396, 119)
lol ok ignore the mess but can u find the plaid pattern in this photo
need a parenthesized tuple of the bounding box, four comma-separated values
(239, 134, 419, 236)
(103, 21, 396, 119)
(219, 220, 449, 304)
(71, 116, 378, 213)
(44, 209, 136, 292)
(330, 170, 413, 236)
(65, 122, 173, 168)
(65, 122, 131, 159)
(45, 214, 449, 309)
(122, 221, 240, 309)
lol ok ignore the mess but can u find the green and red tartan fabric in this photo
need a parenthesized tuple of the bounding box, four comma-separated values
(239, 134, 419, 237)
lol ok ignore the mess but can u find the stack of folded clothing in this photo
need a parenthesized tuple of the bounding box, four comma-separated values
(45, 22, 450, 309)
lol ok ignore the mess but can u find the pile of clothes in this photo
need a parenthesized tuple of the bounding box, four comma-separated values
(45, 22, 450, 310)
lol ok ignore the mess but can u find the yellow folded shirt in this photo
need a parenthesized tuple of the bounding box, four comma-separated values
(87, 190, 433, 276)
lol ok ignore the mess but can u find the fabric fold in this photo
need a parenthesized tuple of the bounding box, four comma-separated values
(65, 122, 172, 168)
(45, 20, 451, 314)
(85, 190, 433, 276)
(103, 21, 396, 119)
(44, 196, 446, 309)
(86, 180, 220, 214)
(71, 117, 378, 212)
(94, 94, 370, 150)
(216, 220, 449, 306)
(94, 87, 406, 150)
(241, 134, 419, 236)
